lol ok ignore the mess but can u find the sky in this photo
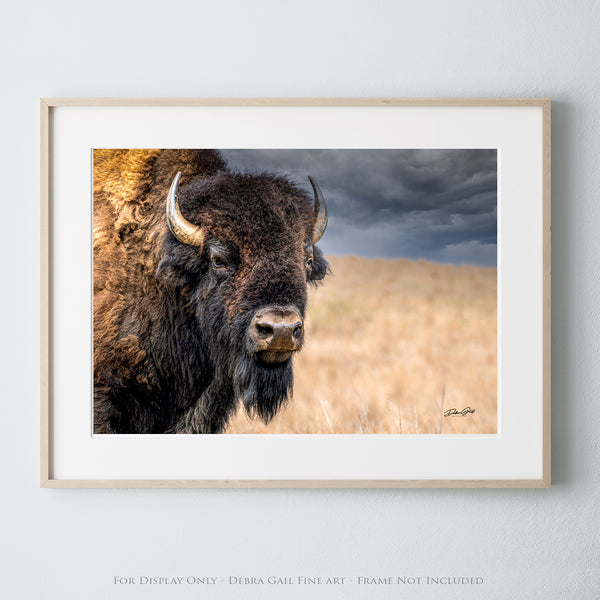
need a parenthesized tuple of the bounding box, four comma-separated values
(220, 149, 497, 267)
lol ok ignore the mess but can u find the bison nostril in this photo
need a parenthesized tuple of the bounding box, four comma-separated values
(256, 323, 274, 339)
(292, 324, 303, 339)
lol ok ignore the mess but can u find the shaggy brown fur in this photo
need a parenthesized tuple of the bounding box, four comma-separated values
(93, 149, 329, 433)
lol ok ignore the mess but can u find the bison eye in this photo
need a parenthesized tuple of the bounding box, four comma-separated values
(305, 257, 314, 269)
(211, 256, 229, 271)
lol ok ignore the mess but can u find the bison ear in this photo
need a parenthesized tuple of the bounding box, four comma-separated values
(156, 256, 195, 287)
(308, 245, 330, 284)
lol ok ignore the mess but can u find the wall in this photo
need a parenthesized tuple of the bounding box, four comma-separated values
(1, 1, 598, 598)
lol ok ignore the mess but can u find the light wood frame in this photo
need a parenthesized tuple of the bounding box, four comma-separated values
(40, 98, 551, 488)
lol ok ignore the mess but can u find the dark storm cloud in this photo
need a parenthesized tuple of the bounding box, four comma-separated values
(220, 149, 497, 266)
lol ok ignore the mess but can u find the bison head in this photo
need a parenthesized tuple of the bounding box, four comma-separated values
(156, 169, 329, 427)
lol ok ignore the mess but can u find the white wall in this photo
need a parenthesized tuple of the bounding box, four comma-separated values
(1, 1, 598, 598)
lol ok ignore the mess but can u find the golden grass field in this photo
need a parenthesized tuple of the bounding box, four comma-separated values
(227, 255, 497, 434)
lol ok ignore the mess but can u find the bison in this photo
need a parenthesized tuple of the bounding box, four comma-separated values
(93, 149, 329, 433)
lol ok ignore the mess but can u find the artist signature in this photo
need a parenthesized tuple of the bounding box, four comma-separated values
(444, 407, 475, 417)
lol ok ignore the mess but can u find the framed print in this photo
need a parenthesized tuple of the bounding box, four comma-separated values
(40, 98, 550, 487)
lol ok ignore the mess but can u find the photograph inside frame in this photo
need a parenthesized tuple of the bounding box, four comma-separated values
(93, 148, 497, 435)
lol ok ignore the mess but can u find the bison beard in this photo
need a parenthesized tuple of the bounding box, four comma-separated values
(168, 297, 295, 434)
(93, 149, 329, 434)
(173, 359, 293, 434)
(235, 358, 293, 422)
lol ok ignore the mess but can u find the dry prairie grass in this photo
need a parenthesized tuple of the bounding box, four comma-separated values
(227, 255, 497, 434)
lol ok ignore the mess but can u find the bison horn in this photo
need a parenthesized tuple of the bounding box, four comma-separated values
(166, 171, 205, 247)
(308, 176, 328, 243)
